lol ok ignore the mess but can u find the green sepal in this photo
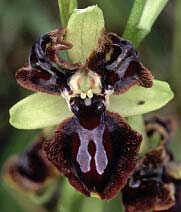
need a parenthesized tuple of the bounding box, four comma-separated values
(9, 93, 73, 129)
(66, 5, 105, 63)
(108, 80, 173, 117)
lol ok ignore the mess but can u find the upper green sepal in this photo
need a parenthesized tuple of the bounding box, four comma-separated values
(66, 5, 105, 63)
(9, 80, 173, 130)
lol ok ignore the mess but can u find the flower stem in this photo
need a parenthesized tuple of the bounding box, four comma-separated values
(58, 0, 77, 27)
(123, 0, 168, 47)
(123, 0, 146, 47)
(124, 0, 168, 154)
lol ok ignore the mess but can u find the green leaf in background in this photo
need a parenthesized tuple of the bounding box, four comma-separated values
(123, 0, 168, 47)
(79, 197, 104, 212)
(58, 0, 77, 27)
(123, 0, 146, 46)
(66, 5, 105, 63)
(138, 0, 168, 33)
(60, 179, 84, 212)
(104, 194, 123, 212)
(108, 80, 173, 116)
(9, 80, 173, 130)
(127, 115, 148, 155)
(9, 93, 73, 129)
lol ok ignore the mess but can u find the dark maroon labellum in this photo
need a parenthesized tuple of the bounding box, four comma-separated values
(43, 112, 142, 199)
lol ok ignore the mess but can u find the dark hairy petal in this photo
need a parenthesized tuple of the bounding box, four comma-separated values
(87, 32, 153, 94)
(16, 28, 81, 95)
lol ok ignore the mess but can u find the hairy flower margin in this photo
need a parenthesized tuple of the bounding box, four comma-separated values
(13, 25, 155, 200)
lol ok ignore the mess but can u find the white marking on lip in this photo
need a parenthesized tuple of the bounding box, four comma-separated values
(76, 120, 108, 175)
(76, 132, 91, 173)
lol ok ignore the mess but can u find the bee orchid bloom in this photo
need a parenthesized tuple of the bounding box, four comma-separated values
(15, 28, 153, 199)
(3, 138, 58, 192)
(122, 117, 181, 211)
(122, 147, 176, 212)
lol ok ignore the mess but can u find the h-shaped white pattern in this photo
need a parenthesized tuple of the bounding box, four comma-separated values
(76, 122, 108, 175)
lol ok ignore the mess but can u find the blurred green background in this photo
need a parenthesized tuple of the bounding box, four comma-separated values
(0, 0, 180, 211)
